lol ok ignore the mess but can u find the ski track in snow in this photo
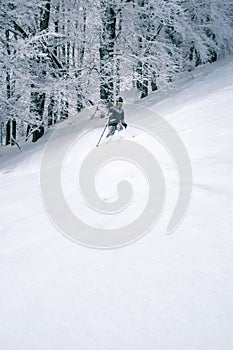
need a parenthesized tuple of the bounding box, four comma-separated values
(0, 58, 233, 350)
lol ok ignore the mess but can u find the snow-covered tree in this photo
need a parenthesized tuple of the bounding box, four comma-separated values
(0, 0, 232, 144)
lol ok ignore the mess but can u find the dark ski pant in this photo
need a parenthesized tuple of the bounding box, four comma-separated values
(106, 123, 127, 138)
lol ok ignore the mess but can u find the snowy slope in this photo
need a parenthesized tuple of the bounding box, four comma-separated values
(0, 58, 233, 350)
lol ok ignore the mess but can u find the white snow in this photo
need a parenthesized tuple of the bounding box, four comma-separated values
(1, 58, 233, 349)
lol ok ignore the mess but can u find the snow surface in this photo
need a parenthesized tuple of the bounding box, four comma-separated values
(1, 58, 233, 349)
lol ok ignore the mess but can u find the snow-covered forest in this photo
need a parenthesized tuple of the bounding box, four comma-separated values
(0, 0, 233, 145)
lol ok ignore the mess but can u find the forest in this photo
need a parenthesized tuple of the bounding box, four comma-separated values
(0, 0, 233, 144)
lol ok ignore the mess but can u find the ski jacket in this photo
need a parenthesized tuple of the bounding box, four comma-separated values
(108, 105, 125, 125)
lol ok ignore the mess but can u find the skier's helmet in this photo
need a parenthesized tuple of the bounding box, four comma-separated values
(116, 96, 123, 105)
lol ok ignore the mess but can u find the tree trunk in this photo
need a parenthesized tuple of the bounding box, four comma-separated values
(5, 29, 17, 145)
(99, 2, 116, 103)
(29, 0, 51, 141)
(136, 0, 149, 98)
(115, 4, 123, 97)
(75, 6, 87, 112)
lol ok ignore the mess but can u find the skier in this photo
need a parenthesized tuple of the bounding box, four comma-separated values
(106, 97, 127, 138)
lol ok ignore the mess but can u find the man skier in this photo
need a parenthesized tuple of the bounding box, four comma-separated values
(106, 97, 127, 138)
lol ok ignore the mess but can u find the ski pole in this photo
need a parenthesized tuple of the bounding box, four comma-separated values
(96, 123, 108, 147)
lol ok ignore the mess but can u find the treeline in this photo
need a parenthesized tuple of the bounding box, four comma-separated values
(0, 0, 232, 144)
